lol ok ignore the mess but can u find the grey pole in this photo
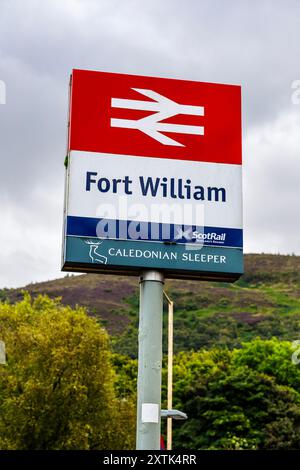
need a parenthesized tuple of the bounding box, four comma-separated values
(0, 340, 6, 365)
(136, 270, 164, 450)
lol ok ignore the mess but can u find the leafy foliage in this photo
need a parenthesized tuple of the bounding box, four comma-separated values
(169, 341, 300, 449)
(0, 294, 135, 450)
(1, 254, 300, 451)
(232, 338, 300, 389)
(111, 339, 300, 450)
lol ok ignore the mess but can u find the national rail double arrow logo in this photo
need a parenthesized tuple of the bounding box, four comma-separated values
(110, 88, 205, 147)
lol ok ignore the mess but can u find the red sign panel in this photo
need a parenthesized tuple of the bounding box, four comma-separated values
(69, 69, 241, 165)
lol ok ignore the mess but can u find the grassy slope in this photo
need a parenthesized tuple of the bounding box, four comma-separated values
(2, 254, 300, 357)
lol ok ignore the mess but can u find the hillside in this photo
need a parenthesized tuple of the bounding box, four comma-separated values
(2, 254, 300, 357)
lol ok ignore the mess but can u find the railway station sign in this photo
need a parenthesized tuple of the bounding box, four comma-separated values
(62, 69, 243, 281)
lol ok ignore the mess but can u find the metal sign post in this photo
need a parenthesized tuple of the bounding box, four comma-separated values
(164, 291, 174, 450)
(0, 340, 6, 365)
(136, 270, 164, 450)
(61, 68, 243, 451)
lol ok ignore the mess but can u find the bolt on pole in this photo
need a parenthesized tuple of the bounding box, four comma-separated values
(136, 270, 164, 450)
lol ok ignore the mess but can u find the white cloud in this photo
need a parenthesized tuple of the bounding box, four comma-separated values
(244, 108, 300, 254)
(0, 0, 300, 287)
(0, 187, 64, 288)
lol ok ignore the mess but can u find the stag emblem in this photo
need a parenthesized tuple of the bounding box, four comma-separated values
(84, 239, 108, 264)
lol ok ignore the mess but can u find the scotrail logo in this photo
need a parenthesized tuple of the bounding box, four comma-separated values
(192, 231, 226, 243)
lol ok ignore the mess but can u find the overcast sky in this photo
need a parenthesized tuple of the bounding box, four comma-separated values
(0, 0, 299, 288)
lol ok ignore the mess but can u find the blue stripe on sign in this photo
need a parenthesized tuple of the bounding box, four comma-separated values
(66, 216, 243, 248)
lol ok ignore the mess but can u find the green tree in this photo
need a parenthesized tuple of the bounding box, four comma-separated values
(170, 346, 300, 450)
(112, 353, 137, 399)
(0, 294, 135, 450)
(232, 337, 300, 389)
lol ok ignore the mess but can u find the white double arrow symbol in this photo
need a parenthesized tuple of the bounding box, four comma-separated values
(110, 88, 204, 147)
